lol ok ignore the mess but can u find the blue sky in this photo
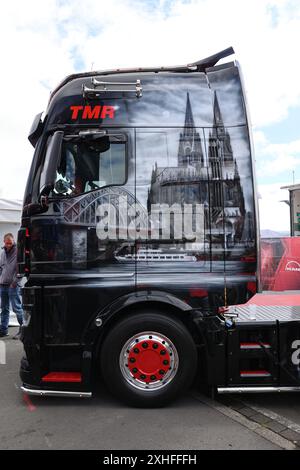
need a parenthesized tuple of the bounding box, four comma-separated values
(263, 107, 300, 146)
(256, 105, 300, 186)
(1, 0, 300, 231)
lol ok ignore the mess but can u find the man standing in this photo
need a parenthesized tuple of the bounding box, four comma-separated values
(0, 233, 24, 339)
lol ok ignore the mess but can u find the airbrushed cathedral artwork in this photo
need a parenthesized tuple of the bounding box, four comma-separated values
(130, 91, 255, 265)
(146, 92, 250, 251)
(30, 86, 256, 272)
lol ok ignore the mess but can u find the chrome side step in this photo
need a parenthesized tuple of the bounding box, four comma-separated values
(218, 386, 300, 394)
(21, 385, 92, 398)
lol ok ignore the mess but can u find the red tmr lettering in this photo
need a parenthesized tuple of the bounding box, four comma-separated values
(70, 105, 115, 120)
(70, 106, 83, 120)
(82, 105, 101, 119)
(101, 106, 115, 119)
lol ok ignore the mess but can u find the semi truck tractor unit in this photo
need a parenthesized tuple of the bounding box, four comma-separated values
(18, 47, 300, 406)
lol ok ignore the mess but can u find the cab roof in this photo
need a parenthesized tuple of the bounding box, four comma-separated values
(49, 47, 234, 102)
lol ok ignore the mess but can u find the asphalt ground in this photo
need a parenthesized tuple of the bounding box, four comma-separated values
(232, 393, 300, 427)
(1, 327, 299, 451)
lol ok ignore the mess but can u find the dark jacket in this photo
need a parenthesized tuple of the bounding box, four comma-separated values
(0, 244, 18, 286)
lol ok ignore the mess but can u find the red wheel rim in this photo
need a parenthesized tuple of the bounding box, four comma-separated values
(119, 332, 179, 391)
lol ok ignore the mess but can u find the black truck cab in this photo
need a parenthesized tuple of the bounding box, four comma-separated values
(18, 48, 271, 406)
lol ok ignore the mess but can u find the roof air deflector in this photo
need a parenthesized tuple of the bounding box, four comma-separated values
(49, 47, 235, 101)
(189, 47, 235, 71)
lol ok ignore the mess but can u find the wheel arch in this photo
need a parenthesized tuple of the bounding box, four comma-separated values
(90, 291, 205, 360)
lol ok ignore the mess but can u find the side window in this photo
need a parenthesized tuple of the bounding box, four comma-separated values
(54, 136, 126, 196)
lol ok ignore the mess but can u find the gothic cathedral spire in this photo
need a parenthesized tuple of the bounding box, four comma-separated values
(177, 93, 204, 167)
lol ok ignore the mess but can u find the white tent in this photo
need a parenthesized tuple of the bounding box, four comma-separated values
(0, 198, 22, 243)
(0, 199, 22, 327)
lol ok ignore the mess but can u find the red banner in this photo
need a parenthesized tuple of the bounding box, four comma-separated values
(261, 237, 300, 291)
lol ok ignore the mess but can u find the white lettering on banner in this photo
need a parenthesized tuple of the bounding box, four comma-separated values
(285, 261, 300, 272)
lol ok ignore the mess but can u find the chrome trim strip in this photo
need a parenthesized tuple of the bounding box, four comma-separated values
(218, 386, 300, 394)
(21, 386, 92, 398)
(29, 273, 135, 279)
(240, 372, 271, 378)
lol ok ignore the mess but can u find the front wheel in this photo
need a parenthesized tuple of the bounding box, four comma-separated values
(100, 311, 197, 407)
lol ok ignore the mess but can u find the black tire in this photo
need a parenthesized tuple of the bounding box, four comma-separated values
(100, 311, 197, 407)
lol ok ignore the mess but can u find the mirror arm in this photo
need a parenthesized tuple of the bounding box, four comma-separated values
(23, 201, 48, 216)
(40, 195, 49, 208)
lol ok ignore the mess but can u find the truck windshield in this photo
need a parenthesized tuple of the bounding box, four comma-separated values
(53, 137, 126, 197)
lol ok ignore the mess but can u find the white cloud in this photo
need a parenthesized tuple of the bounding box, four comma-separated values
(1, 0, 300, 200)
(253, 125, 300, 232)
(253, 131, 300, 178)
(258, 182, 290, 231)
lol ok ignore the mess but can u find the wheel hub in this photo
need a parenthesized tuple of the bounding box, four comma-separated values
(120, 332, 179, 391)
(128, 339, 171, 383)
